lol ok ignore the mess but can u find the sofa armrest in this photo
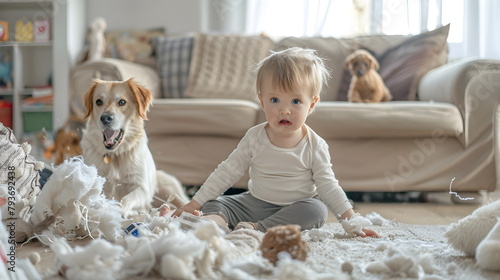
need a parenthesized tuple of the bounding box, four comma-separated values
(70, 58, 160, 118)
(419, 58, 500, 103)
(419, 58, 500, 147)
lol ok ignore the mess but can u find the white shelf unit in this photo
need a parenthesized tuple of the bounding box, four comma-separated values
(0, 0, 85, 140)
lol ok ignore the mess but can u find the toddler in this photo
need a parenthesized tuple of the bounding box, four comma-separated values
(174, 47, 378, 237)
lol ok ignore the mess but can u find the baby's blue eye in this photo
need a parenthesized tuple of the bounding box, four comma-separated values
(292, 99, 301, 105)
(270, 97, 279, 103)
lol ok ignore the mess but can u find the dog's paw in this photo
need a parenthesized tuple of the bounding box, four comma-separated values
(120, 199, 136, 218)
(121, 207, 139, 219)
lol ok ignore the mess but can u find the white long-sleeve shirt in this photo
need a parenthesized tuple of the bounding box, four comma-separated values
(193, 122, 353, 217)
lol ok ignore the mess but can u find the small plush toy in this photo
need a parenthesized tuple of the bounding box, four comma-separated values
(88, 17, 107, 61)
(260, 224, 308, 265)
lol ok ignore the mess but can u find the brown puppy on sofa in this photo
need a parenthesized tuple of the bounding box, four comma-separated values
(344, 49, 392, 103)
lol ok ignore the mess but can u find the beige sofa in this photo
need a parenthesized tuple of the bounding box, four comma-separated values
(71, 25, 500, 194)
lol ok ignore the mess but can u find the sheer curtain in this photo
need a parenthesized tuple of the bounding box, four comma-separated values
(460, 0, 500, 59)
(244, 0, 499, 59)
(245, 0, 364, 39)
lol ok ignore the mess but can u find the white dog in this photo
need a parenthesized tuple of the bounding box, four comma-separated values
(80, 78, 188, 217)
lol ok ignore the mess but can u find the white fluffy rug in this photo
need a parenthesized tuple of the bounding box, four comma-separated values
(34, 218, 500, 280)
(301, 221, 500, 280)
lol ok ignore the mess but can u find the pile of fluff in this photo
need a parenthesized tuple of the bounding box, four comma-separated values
(364, 246, 445, 278)
(30, 156, 123, 242)
(50, 218, 269, 280)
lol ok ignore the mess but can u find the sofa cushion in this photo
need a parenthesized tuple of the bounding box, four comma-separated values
(156, 35, 194, 98)
(306, 101, 463, 139)
(146, 98, 261, 138)
(337, 25, 450, 101)
(184, 33, 274, 103)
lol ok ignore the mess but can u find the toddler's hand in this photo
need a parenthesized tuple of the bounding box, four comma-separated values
(339, 211, 380, 238)
(355, 228, 380, 238)
(172, 200, 201, 217)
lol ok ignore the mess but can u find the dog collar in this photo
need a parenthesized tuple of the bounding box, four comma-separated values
(103, 154, 111, 164)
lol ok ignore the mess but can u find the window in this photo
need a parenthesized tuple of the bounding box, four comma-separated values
(245, 0, 497, 59)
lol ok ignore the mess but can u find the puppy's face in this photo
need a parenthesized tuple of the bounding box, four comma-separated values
(344, 50, 379, 77)
(83, 79, 152, 151)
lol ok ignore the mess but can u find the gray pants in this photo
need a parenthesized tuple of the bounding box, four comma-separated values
(201, 192, 328, 232)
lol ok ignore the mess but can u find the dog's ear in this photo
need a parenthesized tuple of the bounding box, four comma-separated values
(127, 78, 153, 120)
(367, 53, 380, 70)
(83, 81, 99, 119)
(343, 53, 354, 70)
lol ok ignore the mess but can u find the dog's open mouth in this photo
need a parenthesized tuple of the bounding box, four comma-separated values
(103, 129, 123, 150)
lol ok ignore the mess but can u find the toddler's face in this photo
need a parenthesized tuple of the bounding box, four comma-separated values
(258, 76, 318, 135)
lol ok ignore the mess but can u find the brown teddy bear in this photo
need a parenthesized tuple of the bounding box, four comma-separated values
(260, 224, 309, 265)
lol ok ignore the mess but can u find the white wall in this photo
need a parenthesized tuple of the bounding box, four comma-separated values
(86, 0, 205, 35)
(85, 0, 248, 35)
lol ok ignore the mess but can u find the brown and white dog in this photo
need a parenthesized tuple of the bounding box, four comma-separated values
(80, 78, 188, 217)
(344, 49, 392, 103)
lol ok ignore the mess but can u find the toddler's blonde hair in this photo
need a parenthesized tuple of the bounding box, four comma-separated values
(256, 47, 330, 100)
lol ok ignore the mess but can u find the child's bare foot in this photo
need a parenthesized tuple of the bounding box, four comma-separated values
(159, 204, 171, 216)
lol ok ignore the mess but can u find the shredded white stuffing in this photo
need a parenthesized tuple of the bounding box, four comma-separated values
(365, 247, 441, 278)
(307, 228, 333, 241)
(50, 237, 124, 280)
(339, 213, 373, 236)
(365, 211, 389, 226)
(30, 157, 123, 242)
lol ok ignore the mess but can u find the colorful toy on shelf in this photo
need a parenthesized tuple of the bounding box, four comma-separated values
(34, 19, 49, 42)
(15, 18, 33, 42)
(0, 21, 8, 41)
(0, 51, 13, 88)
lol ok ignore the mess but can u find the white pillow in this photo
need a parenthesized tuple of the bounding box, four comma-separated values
(444, 200, 500, 256)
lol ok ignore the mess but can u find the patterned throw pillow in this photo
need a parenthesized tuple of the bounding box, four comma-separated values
(156, 35, 194, 98)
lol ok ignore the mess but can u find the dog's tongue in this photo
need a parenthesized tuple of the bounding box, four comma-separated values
(103, 129, 120, 145)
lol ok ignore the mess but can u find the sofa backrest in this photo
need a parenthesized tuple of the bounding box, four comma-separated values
(154, 25, 449, 102)
(276, 24, 449, 101)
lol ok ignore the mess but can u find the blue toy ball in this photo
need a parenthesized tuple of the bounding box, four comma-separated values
(124, 222, 145, 237)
